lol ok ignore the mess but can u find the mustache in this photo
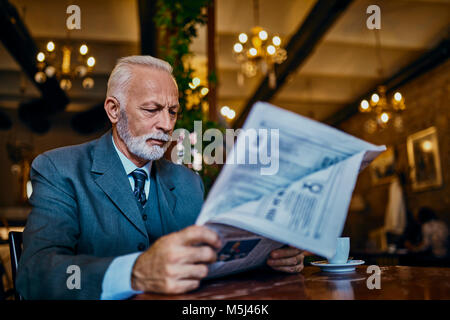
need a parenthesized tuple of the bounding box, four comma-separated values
(141, 132, 171, 142)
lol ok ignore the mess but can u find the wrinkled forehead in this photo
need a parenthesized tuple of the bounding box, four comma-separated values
(127, 65, 179, 103)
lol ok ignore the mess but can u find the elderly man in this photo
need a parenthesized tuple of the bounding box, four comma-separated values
(16, 55, 304, 300)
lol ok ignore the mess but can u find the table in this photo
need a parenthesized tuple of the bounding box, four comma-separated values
(134, 265, 450, 300)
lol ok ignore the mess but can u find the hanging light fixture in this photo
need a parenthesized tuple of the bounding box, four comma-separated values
(35, 41, 96, 91)
(220, 105, 236, 121)
(360, 30, 406, 133)
(232, 0, 287, 88)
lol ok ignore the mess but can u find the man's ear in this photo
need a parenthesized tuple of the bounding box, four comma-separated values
(104, 97, 120, 125)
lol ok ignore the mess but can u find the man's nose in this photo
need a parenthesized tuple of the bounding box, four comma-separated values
(155, 109, 173, 133)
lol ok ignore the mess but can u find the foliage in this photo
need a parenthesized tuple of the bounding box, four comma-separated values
(154, 0, 224, 193)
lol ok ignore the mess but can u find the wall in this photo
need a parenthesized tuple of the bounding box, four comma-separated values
(340, 59, 450, 250)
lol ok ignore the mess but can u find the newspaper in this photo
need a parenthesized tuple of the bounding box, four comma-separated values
(196, 102, 386, 279)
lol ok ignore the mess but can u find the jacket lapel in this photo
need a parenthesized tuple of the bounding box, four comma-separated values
(91, 131, 148, 238)
(154, 159, 179, 234)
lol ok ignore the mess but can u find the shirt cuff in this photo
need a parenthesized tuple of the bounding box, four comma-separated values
(101, 252, 144, 300)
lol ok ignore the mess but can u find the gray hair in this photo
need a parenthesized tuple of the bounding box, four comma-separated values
(106, 55, 174, 106)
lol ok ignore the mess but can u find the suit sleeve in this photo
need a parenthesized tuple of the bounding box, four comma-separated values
(16, 154, 115, 300)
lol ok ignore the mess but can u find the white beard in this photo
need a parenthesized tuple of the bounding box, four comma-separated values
(116, 109, 171, 161)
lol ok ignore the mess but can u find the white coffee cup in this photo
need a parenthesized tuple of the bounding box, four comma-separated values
(328, 237, 350, 264)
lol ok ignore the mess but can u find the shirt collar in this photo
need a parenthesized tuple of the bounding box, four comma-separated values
(111, 134, 152, 179)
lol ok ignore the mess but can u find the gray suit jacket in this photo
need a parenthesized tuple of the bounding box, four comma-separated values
(16, 130, 205, 299)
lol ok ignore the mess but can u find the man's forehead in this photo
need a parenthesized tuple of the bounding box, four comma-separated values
(127, 69, 174, 94)
(130, 65, 175, 83)
(125, 66, 177, 105)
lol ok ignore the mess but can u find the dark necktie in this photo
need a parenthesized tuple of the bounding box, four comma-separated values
(131, 168, 147, 206)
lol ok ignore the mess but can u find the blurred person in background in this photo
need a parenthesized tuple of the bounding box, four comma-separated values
(405, 207, 449, 259)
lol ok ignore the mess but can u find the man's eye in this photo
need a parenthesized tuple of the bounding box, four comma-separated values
(169, 110, 178, 116)
(144, 109, 157, 113)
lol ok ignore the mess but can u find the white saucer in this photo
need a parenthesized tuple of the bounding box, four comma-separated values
(310, 260, 365, 273)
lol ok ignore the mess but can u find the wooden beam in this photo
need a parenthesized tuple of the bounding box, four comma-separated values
(233, 0, 353, 129)
(0, 0, 69, 113)
(138, 0, 158, 56)
(207, 0, 218, 122)
(325, 38, 450, 126)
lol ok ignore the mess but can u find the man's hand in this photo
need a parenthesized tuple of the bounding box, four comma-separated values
(131, 225, 221, 294)
(266, 246, 305, 273)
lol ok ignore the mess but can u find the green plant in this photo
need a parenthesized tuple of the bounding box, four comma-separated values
(154, 0, 223, 193)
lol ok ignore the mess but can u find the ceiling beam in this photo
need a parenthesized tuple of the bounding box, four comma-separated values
(325, 38, 450, 126)
(0, 0, 69, 113)
(207, 0, 218, 122)
(233, 0, 354, 128)
(138, 0, 158, 56)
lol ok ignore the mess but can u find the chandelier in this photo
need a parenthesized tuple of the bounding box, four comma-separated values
(359, 30, 406, 133)
(359, 85, 406, 133)
(35, 41, 96, 91)
(232, 0, 287, 88)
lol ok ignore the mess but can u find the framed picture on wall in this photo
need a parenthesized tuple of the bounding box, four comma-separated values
(370, 146, 396, 185)
(407, 126, 442, 191)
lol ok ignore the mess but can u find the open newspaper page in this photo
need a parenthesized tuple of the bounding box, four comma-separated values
(197, 102, 385, 278)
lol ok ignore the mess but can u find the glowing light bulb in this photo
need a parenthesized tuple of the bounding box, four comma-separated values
(87, 56, 96, 67)
(228, 109, 236, 119)
(200, 87, 209, 96)
(192, 77, 201, 87)
(360, 100, 369, 110)
(267, 45, 276, 55)
(220, 106, 230, 116)
(79, 44, 88, 55)
(233, 43, 243, 53)
(421, 140, 432, 152)
(394, 92, 402, 102)
(46, 41, 55, 52)
(259, 30, 268, 40)
(371, 93, 379, 103)
(272, 36, 281, 46)
(380, 112, 389, 123)
(249, 48, 257, 56)
(37, 52, 45, 62)
(238, 33, 248, 43)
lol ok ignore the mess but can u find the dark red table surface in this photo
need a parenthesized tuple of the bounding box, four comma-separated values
(133, 265, 450, 300)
